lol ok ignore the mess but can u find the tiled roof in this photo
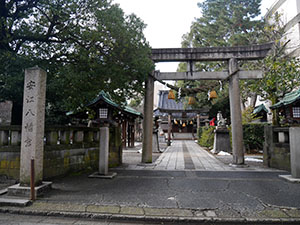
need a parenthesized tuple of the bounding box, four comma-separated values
(155, 90, 208, 118)
(270, 89, 300, 109)
(67, 91, 142, 117)
(87, 91, 142, 117)
(253, 104, 268, 114)
(157, 90, 193, 111)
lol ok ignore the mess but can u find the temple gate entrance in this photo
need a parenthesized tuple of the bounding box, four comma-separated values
(142, 43, 272, 165)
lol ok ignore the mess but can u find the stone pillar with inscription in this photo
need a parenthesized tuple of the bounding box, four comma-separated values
(20, 67, 47, 186)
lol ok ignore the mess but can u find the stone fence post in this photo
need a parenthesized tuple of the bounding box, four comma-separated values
(289, 127, 300, 178)
(0, 129, 9, 146)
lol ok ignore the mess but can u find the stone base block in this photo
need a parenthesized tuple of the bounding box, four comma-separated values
(7, 181, 52, 198)
(212, 128, 231, 154)
(279, 175, 300, 183)
(88, 172, 117, 179)
(229, 163, 249, 168)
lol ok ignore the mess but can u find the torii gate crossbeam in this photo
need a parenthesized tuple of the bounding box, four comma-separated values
(142, 43, 272, 166)
(151, 43, 273, 62)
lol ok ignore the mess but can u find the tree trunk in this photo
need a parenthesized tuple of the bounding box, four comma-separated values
(271, 98, 279, 125)
(249, 92, 257, 108)
(240, 97, 245, 111)
(272, 109, 279, 125)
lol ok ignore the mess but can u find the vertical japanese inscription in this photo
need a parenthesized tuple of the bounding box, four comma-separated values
(23, 80, 36, 150)
(20, 67, 47, 185)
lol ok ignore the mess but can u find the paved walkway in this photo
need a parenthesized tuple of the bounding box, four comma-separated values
(154, 141, 227, 170)
(123, 140, 276, 172)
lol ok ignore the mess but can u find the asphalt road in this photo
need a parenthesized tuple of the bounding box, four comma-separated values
(1, 169, 300, 224)
(1, 164, 300, 224)
(41, 170, 299, 211)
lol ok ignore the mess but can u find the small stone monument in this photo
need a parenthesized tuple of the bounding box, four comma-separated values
(211, 112, 231, 154)
(0, 101, 13, 125)
(8, 67, 52, 197)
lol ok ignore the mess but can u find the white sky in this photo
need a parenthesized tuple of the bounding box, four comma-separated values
(113, 0, 274, 72)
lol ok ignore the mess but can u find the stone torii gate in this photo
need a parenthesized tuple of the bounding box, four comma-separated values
(142, 43, 272, 165)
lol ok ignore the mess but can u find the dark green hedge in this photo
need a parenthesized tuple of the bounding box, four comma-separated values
(198, 123, 266, 151)
(242, 123, 265, 151)
(198, 126, 215, 148)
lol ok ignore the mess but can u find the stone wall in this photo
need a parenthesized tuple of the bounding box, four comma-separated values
(0, 125, 122, 179)
(264, 126, 290, 171)
(0, 101, 13, 125)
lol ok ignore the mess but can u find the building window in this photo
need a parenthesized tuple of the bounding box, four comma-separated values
(99, 108, 108, 118)
(292, 107, 300, 118)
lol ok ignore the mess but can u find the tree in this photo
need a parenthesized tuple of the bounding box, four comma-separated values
(247, 13, 300, 124)
(177, 0, 263, 119)
(0, 0, 154, 124)
(182, 0, 263, 48)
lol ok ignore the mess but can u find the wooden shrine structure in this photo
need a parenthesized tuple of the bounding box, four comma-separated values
(154, 90, 209, 145)
(142, 43, 273, 165)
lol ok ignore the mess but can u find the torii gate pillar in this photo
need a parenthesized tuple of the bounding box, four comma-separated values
(229, 58, 244, 165)
(142, 73, 154, 163)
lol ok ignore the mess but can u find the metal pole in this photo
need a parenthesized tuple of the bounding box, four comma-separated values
(30, 158, 35, 201)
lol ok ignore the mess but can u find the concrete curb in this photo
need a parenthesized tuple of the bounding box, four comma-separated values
(1, 206, 300, 224)
(0, 198, 31, 207)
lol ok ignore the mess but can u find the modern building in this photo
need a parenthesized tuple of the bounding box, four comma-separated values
(247, 0, 300, 122)
(265, 0, 300, 57)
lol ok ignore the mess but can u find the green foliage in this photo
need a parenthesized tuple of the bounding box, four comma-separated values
(197, 128, 202, 139)
(198, 123, 265, 151)
(178, 0, 263, 119)
(242, 123, 265, 151)
(129, 96, 143, 108)
(242, 107, 258, 124)
(198, 126, 215, 148)
(0, 0, 154, 124)
(257, 56, 300, 104)
(182, 0, 263, 48)
(208, 85, 230, 119)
